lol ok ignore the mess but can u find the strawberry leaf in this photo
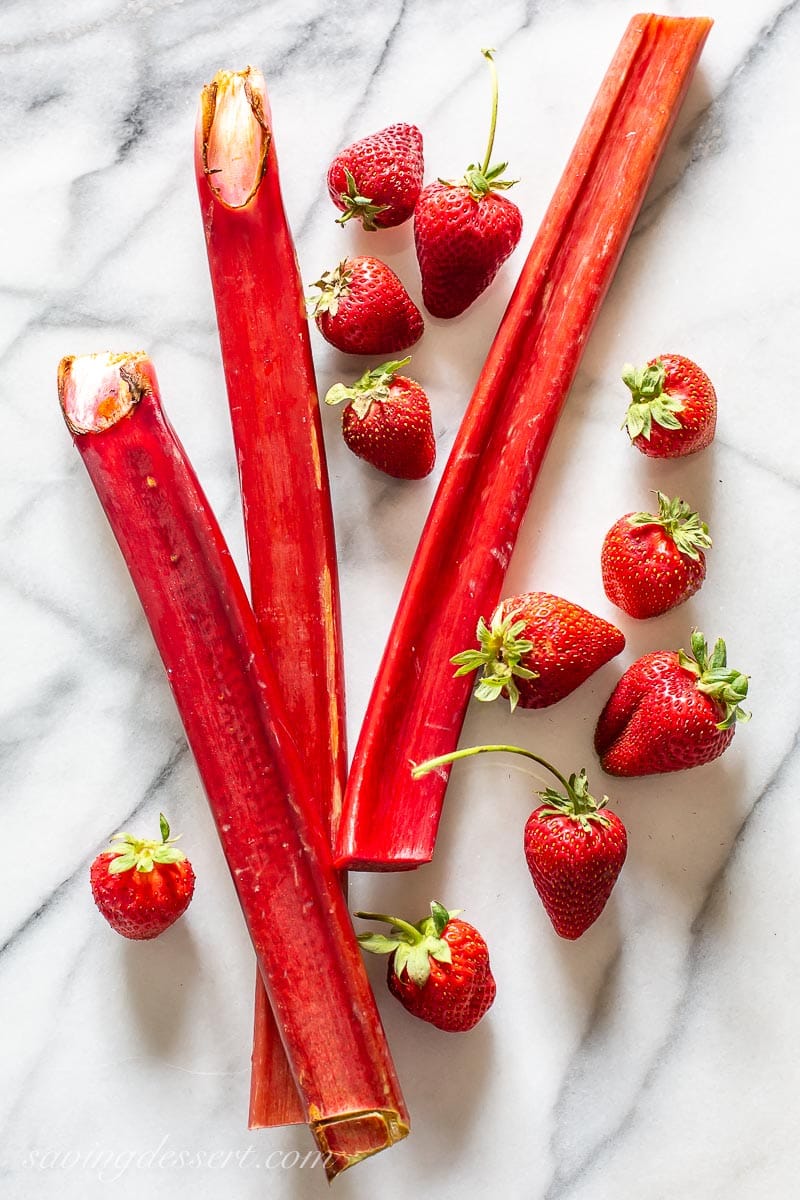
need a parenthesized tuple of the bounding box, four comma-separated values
(537, 769, 611, 830)
(356, 933, 403, 955)
(306, 260, 352, 317)
(679, 630, 751, 729)
(451, 649, 489, 675)
(628, 492, 712, 561)
(355, 904, 456, 989)
(324, 357, 412, 421)
(622, 359, 684, 440)
(450, 608, 538, 710)
(334, 167, 390, 231)
(402, 943, 433, 988)
(108, 853, 137, 875)
(429, 901, 450, 937)
(152, 846, 186, 865)
(104, 814, 186, 874)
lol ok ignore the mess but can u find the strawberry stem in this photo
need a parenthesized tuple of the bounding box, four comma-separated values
(480, 48, 499, 178)
(412, 743, 572, 794)
(413, 746, 610, 829)
(355, 902, 455, 987)
(355, 911, 424, 943)
(458, 49, 517, 198)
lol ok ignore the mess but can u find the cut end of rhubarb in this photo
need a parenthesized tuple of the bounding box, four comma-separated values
(57, 351, 155, 436)
(199, 67, 270, 209)
(313, 1108, 410, 1181)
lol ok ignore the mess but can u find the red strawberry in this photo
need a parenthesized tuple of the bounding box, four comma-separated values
(622, 354, 716, 458)
(524, 770, 627, 940)
(327, 122, 424, 230)
(412, 746, 626, 940)
(325, 356, 435, 479)
(308, 257, 423, 356)
(601, 491, 712, 619)
(414, 50, 522, 318)
(90, 813, 195, 940)
(595, 631, 750, 777)
(451, 592, 624, 711)
(356, 901, 495, 1032)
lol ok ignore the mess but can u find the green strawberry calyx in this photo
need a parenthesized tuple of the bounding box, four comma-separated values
(443, 49, 518, 199)
(355, 901, 457, 988)
(106, 813, 186, 876)
(324, 357, 411, 421)
(628, 491, 712, 562)
(450, 611, 538, 712)
(537, 768, 611, 831)
(306, 260, 353, 318)
(678, 630, 751, 731)
(334, 167, 390, 231)
(622, 360, 684, 441)
(412, 744, 611, 828)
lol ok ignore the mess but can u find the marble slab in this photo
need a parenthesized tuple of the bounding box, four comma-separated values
(2, 1, 798, 1196)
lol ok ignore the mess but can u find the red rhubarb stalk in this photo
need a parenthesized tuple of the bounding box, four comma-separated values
(335, 14, 712, 871)
(58, 353, 408, 1178)
(194, 67, 348, 1128)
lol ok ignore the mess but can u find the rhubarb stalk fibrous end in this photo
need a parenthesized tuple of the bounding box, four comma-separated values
(199, 67, 270, 209)
(314, 1109, 410, 1181)
(58, 351, 153, 436)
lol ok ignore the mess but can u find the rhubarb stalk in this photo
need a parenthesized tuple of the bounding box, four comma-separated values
(335, 14, 712, 870)
(195, 67, 348, 1128)
(58, 353, 408, 1178)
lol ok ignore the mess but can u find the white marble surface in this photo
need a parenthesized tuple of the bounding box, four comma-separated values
(2, 0, 799, 1196)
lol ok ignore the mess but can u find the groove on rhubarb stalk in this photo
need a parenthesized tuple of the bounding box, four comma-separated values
(195, 66, 348, 1130)
(59, 353, 407, 1179)
(335, 14, 713, 872)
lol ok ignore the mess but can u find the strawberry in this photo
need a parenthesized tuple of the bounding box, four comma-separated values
(622, 354, 716, 458)
(524, 769, 627, 940)
(356, 901, 495, 1032)
(308, 257, 424, 356)
(414, 50, 522, 318)
(595, 631, 750, 777)
(601, 491, 712, 619)
(325, 356, 435, 479)
(327, 123, 424, 230)
(451, 591, 624, 711)
(90, 813, 195, 940)
(412, 746, 626, 940)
